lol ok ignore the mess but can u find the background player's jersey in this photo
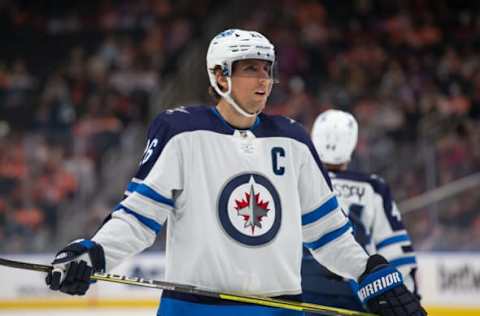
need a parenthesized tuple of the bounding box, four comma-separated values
(328, 169, 418, 292)
(92, 105, 368, 296)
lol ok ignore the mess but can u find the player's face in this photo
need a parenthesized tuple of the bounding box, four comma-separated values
(230, 59, 273, 113)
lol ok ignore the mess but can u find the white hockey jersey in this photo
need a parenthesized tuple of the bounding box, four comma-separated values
(92, 106, 368, 296)
(328, 170, 418, 292)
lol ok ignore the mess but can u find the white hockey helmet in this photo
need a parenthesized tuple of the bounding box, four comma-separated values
(311, 109, 358, 165)
(206, 29, 275, 117)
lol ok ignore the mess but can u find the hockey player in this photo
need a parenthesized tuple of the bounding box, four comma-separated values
(45, 29, 425, 316)
(303, 109, 420, 313)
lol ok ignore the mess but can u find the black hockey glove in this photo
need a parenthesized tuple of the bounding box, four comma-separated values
(45, 239, 105, 295)
(355, 254, 427, 316)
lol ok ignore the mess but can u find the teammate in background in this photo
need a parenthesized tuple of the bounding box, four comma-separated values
(45, 29, 425, 316)
(302, 109, 420, 313)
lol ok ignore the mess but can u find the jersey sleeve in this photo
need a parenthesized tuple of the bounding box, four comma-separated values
(299, 139, 369, 280)
(93, 115, 183, 270)
(370, 176, 418, 291)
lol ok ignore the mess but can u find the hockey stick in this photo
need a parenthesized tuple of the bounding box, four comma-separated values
(0, 257, 374, 316)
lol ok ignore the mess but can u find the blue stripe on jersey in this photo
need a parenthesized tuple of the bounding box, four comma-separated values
(136, 184, 175, 208)
(114, 204, 162, 234)
(304, 222, 352, 250)
(127, 181, 140, 193)
(301, 196, 339, 226)
(376, 234, 410, 250)
(158, 297, 301, 316)
(389, 256, 417, 268)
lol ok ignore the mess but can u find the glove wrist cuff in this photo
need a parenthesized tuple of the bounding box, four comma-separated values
(55, 239, 106, 272)
(82, 240, 106, 273)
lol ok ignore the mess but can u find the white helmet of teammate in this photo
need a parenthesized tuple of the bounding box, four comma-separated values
(311, 109, 358, 165)
(207, 29, 275, 117)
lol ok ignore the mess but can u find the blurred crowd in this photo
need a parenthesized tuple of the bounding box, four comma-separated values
(0, 0, 217, 252)
(248, 0, 480, 250)
(0, 0, 479, 252)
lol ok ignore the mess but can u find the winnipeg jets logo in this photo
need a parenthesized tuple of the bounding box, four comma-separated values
(235, 184, 270, 234)
(218, 173, 281, 246)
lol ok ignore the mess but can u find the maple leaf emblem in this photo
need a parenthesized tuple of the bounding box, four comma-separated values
(234, 184, 270, 235)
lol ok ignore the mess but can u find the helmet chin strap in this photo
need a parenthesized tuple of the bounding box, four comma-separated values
(215, 77, 260, 118)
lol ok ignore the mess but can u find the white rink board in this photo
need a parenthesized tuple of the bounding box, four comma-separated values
(1, 252, 480, 309)
(416, 252, 480, 307)
(0, 253, 165, 302)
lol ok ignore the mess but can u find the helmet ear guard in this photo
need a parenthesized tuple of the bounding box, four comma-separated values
(206, 29, 276, 117)
(311, 110, 359, 165)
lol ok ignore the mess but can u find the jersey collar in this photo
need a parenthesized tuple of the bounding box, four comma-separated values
(210, 107, 261, 133)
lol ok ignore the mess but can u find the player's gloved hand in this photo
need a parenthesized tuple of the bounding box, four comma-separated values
(356, 254, 427, 316)
(45, 239, 105, 295)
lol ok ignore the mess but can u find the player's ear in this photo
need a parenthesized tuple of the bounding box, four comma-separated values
(214, 68, 228, 92)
